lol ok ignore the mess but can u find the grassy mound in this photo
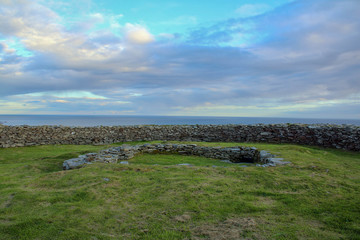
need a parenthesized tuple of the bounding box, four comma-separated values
(0, 141, 359, 239)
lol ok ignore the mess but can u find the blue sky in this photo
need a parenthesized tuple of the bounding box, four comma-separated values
(0, 0, 359, 118)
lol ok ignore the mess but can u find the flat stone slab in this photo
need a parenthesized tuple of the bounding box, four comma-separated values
(257, 157, 291, 167)
(267, 158, 287, 164)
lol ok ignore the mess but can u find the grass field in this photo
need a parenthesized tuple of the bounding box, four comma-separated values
(0, 141, 359, 239)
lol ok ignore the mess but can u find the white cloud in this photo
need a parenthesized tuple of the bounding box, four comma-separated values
(25, 91, 108, 99)
(235, 4, 271, 18)
(170, 96, 360, 117)
(0, 99, 44, 114)
(0, 1, 144, 71)
(109, 14, 124, 29)
(89, 13, 104, 22)
(124, 23, 154, 44)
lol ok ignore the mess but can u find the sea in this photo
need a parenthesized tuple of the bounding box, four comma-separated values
(0, 115, 359, 127)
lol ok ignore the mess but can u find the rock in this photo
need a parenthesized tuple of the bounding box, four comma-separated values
(220, 160, 232, 163)
(120, 161, 129, 165)
(267, 158, 288, 165)
(260, 132, 271, 136)
(63, 157, 88, 170)
(260, 150, 272, 158)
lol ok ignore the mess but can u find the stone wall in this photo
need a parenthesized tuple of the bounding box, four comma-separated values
(0, 124, 359, 151)
(63, 143, 289, 170)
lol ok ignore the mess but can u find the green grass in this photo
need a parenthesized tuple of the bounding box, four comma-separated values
(0, 141, 359, 239)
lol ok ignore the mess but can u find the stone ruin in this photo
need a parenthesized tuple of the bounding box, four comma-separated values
(63, 143, 290, 170)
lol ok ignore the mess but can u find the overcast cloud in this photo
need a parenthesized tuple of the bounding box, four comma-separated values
(0, 0, 359, 118)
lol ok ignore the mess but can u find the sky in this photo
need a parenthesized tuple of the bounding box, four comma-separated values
(0, 0, 359, 118)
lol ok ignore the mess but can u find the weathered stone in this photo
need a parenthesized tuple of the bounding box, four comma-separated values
(260, 150, 272, 158)
(260, 132, 271, 136)
(220, 160, 232, 163)
(267, 158, 291, 165)
(62, 143, 288, 170)
(63, 157, 87, 170)
(1, 124, 359, 151)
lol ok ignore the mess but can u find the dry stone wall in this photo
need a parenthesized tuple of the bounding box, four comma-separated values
(0, 124, 359, 151)
(63, 143, 289, 170)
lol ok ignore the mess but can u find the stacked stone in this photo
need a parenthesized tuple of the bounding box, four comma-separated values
(1, 124, 359, 151)
(62, 143, 288, 170)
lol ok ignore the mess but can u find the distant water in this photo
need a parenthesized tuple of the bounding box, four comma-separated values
(0, 115, 359, 127)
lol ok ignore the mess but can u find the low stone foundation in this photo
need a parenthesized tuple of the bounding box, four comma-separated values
(63, 143, 289, 170)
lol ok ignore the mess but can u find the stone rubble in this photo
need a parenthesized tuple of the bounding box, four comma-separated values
(62, 143, 287, 170)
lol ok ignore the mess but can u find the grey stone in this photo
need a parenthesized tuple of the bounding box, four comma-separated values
(61, 143, 289, 170)
(63, 157, 88, 170)
(220, 160, 232, 163)
(3, 124, 359, 151)
(260, 132, 271, 136)
(260, 150, 272, 158)
(267, 158, 286, 165)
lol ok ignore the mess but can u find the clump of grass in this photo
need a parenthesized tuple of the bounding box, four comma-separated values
(0, 142, 359, 239)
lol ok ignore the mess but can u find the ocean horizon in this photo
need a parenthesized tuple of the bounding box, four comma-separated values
(0, 115, 359, 127)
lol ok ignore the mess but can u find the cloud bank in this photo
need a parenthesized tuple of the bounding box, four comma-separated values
(0, 0, 359, 118)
